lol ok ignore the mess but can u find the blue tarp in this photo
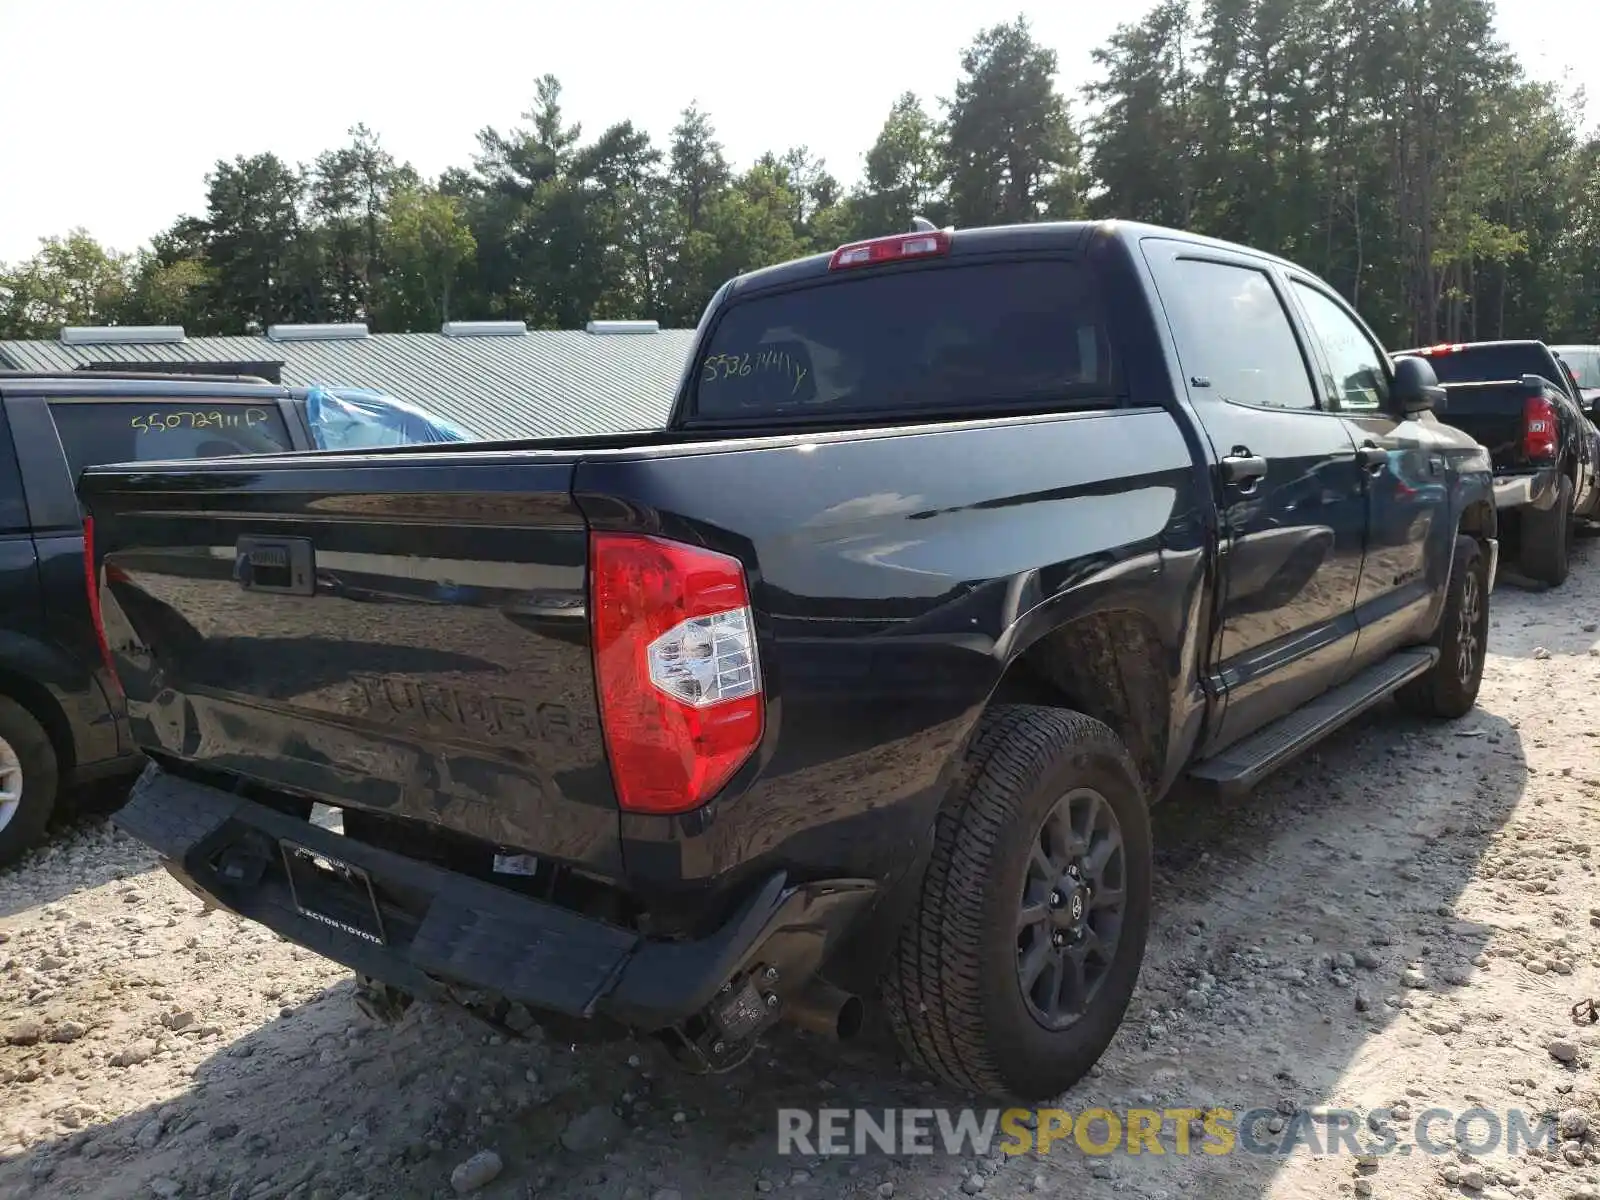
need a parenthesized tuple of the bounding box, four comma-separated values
(304, 385, 475, 450)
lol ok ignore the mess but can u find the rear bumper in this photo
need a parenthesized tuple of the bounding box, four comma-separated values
(113, 765, 876, 1029)
(1493, 469, 1558, 511)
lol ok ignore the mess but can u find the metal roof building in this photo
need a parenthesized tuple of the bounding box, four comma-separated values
(0, 321, 696, 441)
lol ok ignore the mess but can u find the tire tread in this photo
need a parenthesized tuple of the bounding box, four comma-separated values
(1396, 534, 1487, 719)
(0, 696, 61, 868)
(1520, 475, 1573, 586)
(880, 705, 1145, 1098)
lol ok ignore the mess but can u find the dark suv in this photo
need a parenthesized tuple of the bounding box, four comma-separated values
(0, 372, 325, 865)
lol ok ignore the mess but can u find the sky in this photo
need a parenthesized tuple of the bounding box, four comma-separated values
(1, 0, 1595, 264)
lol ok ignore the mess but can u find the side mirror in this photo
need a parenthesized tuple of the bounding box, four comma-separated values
(1392, 355, 1445, 416)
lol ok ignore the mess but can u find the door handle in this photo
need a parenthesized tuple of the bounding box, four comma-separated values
(1219, 451, 1269, 492)
(1356, 443, 1388, 472)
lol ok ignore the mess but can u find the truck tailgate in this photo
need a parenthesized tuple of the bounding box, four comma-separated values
(79, 453, 621, 874)
(1437, 381, 1530, 470)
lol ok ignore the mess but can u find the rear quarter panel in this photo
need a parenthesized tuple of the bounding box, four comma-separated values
(575, 409, 1212, 903)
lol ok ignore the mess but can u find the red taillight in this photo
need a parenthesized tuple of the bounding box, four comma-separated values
(1524, 394, 1558, 461)
(1415, 343, 1463, 355)
(82, 517, 122, 691)
(589, 532, 764, 815)
(828, 230, 951, 271)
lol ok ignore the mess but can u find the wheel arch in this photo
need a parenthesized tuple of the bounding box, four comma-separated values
(988, 610, 1173, 800)
(0, 659, 76, 775)
(847, 554, 1200, 977)
(1457, 495, 1496, 546)
(982, 545, 1211, 802)
(830, 559, 1208, 1000)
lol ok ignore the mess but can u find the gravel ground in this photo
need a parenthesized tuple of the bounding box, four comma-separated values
(3, 538, 1600, 1200)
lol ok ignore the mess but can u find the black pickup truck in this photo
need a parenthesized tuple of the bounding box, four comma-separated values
(1392, 340, 1600, 585)
(84, 221, 1496, 1102)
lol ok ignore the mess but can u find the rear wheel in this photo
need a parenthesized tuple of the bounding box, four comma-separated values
(880, 705, 1151, 1101)
(0, 697, 61, 869)
(1396, 535, 1489, 720)
(1520, 475, 1573, 586)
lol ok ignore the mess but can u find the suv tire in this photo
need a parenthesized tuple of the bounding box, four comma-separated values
(880, 705, 1151, 1101)
(0, 697, 61, 869)
(1521, 475, 1573, 586)
(1396, 534, 1490, 720)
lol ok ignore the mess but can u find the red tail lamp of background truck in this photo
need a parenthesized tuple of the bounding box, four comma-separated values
(1524, 394, 1559, 461)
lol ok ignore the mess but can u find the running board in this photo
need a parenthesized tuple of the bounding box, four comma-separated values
(1187, 647, 1439, 796)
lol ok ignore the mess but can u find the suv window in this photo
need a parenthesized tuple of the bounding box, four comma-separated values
(49, 400, 294, 479)
(692, 260, 1118, 421)
(1148, 255, 1318, 411)
(1290, 281, 1390, 412)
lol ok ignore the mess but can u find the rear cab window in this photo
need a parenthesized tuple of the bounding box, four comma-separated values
(1401, 345, 1562, 388)
(690, 259, 1119, 423)
(49, 399, 295, 479)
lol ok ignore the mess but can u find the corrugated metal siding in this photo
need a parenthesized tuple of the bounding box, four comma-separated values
(0, 330, 696, 441)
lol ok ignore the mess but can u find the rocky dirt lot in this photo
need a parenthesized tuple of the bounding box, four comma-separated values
(3, 540, 1600, 1200)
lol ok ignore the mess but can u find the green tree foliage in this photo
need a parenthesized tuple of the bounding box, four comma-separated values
(310, 124, 417, 321)
(1085, 1, 1200, 227)
(195, 152, 318, 331)
(850, 92, 945, 237)
(377, 186, 476, 328)
(941, 18, 1085, 225)
(1085, 0, 1600, 345)
(0, 230, 132, 337)
(5, 2, 1600, 346)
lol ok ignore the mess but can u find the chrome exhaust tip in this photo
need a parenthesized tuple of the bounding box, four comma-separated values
(783, 978, 864, 1041)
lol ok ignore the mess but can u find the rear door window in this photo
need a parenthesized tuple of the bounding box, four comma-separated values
(1145, 251, 1318, 411)
(48, 400, 295, 478)
(691, 259, 1119, 422)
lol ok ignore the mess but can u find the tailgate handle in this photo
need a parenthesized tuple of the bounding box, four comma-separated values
(234, 536, 315, 596)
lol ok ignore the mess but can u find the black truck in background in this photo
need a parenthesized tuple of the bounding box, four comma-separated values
(0, 373, 327, 866)
(84, 221, 1496, 1102)
(1392, 340, 1600, 586)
